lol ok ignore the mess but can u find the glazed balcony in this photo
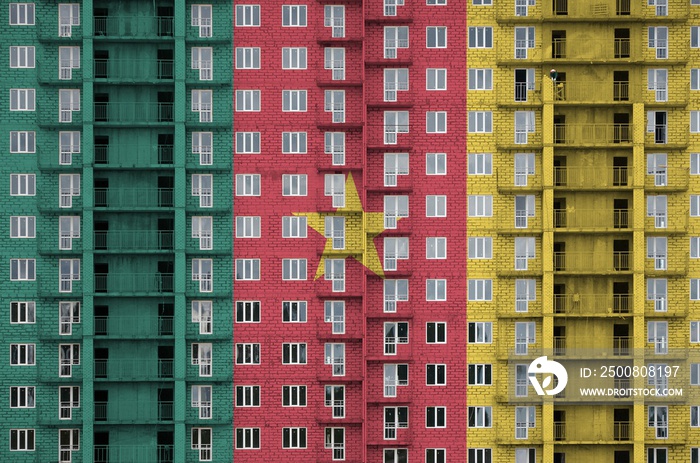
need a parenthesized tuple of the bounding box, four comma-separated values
(93, 445, 174, 463)
(554, 124, 632, 146)
(93, 230, 174, 253)
(94, 188, 174, 210)
(553, 421, 632, 443)
(553, 252, 632, 274)
(93, 16, 174, 40)
(553, 209, 632, 231)
(93, 273, 174, 295)
(94, 144, 173, 168)
(94, 315, 174, 338)
(553, 336, 632, 357)
(553, 166, 633, 189)
(93, 58, 174, 82)
(94, 359, 174, 381)
(553, 293, 632, 315)
(94, 400, 174, 423)
(94, 102, 174, 125)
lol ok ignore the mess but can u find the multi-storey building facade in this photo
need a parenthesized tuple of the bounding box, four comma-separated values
(0, 0, 233, 461)
(468, 1, 700, 463)
(233, 1, 466, 462)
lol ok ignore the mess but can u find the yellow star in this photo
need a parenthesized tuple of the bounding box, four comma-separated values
(294, 172, 390, 279)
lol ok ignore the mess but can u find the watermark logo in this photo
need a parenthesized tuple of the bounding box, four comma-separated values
(528, 356, 568, 396)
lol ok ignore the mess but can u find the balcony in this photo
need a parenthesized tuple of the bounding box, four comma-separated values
(545, 0, 636, 18)
(94, 231, 173, 253)
(93, 16, 174, 40)
(553, 209, 632, 231)
(94, 400, 173, 423)
(553, 252, 632, 274)
(93, 273, 174, 295)
(94, 144, 174, 168)
(94, 58, 174, 82)
(546, 38, 639, 62)
(553, 166, 632, 189)
(94, 102, 174, 125)
(552, 81, 633, 104)
(365, 1, 413, 23)
(554, 124, 632, 147)
(644, 168, 689, 191)
(553, 293, 632, 315)
(94, 188, 174, 209)
(553, 421, 632, 443)
(94, 445, 174, 463)
(94, 316, 174, 338)
(553, 336, 631, 357)
(94, 359, 173, 381)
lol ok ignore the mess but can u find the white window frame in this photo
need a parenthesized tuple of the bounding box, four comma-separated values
(236, 216, 261, 238)
(468, 195, 492, 217)
(648, 321, 668, 354)
(282, 385, 307, 407)
(426, 26, 447, 48)
(9, 429, 34, 451)
(10, 46, 35, 69)
(235, 47, 260, 69)
(384, 321, 409, 355)
(468, 280, 493, 302)
(325, 343, 345, 376)
(192, 300, 213, 333)
(282, 132, 307, 154)
(468, 364, 491, 385)
(468, 322, 493, 343)
(235, 300, 259, 323)
(59, 258, 80, 293)
(192, 47, 213, 81)
(236, 385, 260, 407)
(384, 26, 409, 59)
(468, 26, 493, 48)
(58, 89, 79, 122)
(283, 174, 308, 196)
(192, 174, 213, 208)
(426, 279, 447, 301)
(10, 386, 35, 408)
(325, 174, 346, 207)
(427, 364, 446, 385)
(515, 322, 536, 355)
(384, 363, 409, 397)
(235, 428, 260, 449)
(235, 259, 260, 280)
(384, 110, 410, 144)
(10, 89, 35, 111)
(58, 4, 79, 38)
(236, 90, 260, 112)
(10, 344, 35, 365)
(384, 195, 409, 229)
(325, 301, 345, 334)
(282, 216, 307, 238)
(325, 132, 345, 165)
(283, 47, 307, 69)
(59, 386, 79, 420)
(649, 26, 668, 59)
(282, 428, 307, 449)
(192, 89, 213, 122)
(427, 68, 447, 90)
(282, 90, 307, 112)
(468, 237, 493, 259)
(427, 195, 447, 217)
(192, 428, 212, 461)
(325, 385, 344, 418)
(58, 46, 79, 80)
(59, 301, 79, 335)
(282, 300, 307, 323)
(192, 258, 213, 292)
(192, 216, 213, 250)
(10, 216, 35, 238)
(58, 343, 80, 377)
(235, 4, 259, 26)
(427, 111, 447, 133)
(515, 406, 536, 439)
(282, 258, 307, 280)
(11, 301, 35, 324)
(426, 406, 447, 428)
(325, 90, 345, 123)
(468, 111, 492, 133)
(192, 342, 213, 376)
(427, 153, 447, 175)
(9, 131, 35, 154)
(325, 258, 346, 292)
(235, 343, 260, 365)
(235, 132, 260, 154)
(468, 406, 492, 427)
(236, 174, 260, 196)
(384, 68, 409, 102)
(468, 153, 492, 175)
(192, 385, 212, 419)
(9, 3, 35, 25)
(384, 279, 408, 312)
(10, 174, 35, 196)
(427, 237, 447, 259)
(282, 5, 307, 26)
(282, 343, 307, 364)
(324, 5, 345, 38)
(324, 48, 344, 79)
(59, 131, 80, 165)
(10, 259, 36, 281)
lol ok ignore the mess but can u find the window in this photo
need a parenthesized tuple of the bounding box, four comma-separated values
(10, 429, 34, 451)
(10, 216, 35, 238)
(427, 237, 446, 259)
(59, 386, 79, 420)
(384, 110, 409, 144)
(10, 46, 34, 68)
(427, 26, 447, 48)
(235, 428, 260, 449)
(468, 111, 492, 132)
(325, 385, 344, 418)
(190, 4, 212, 37)
(427, 449, 447, 463)
(426, 195, 447, 217)
(191, 132, 213, 165)
(325, 427, 345, 460)
(235, 301, 259, 323)
(426, 406, 446, 428)
(9, 89, 34, 111)
(325, 90, 345, 123)
(468, 153, 492, 175)
(57, 4, 79, 37)
(236, 132, 260, 154)
(384, 279, 408, 312)
(59, 259, 80, 292)
(192, 385, 212, 418)
(384, 196, 409, 229)
(384, 406, 409, 439)
(468, 27, 493, 48)
(192, 343, 212, 376)
(236, 90, 260, 112)
(384, 322, 409, 355)
(325, 132, 345, 165)
(694, 27, 700, 48)
(468, 364, 492, 385)
(283, 428, 307, 448)
(282, 90, 307, 112)
(9, 3, 35, 25)
(236, 216, 261, 238)
(235, 259, 260, 280)
(192, 300, 213, 333)
(469, 449, 491, 463)
(58, 174, 80, 208)
(283, 385, 307, 406)
(236, 47, 260, 69)
(192, 258, 213, 292)
(325, 259, 346, 292)
(692, 321, 700, 343)
(58, 89, 79, 122)
(694, 196, 700, 217)
(427, 68, 447, 90)
(325, 174, 346, 207)
(325, 301, 345, 334)
(282, 258, 307, 280)
(235, 5, 259, 26)
(468, 322, 492, 343)
(468, 69, 492, 90)
(693, 112, 700, 134)
(384, 363, 409, 396)
(514, 27, 535, 58)
(429, 0, 448, 4)
(647, 237, 667, 270)
(235, 344, 260, 365)
(192, 428, 212, 461)
(324, 47, 345, 80)
(9, 131, 35, 154)
(191, 216, 213, 250)
(468, 237, 492, 259)
(284, 47, 307, 69)
(692, 364, 700, 385)
(384, 153, 409, 187)
(648, 321, 668, 354)
(59, 343, 79, 377)
(427, 364, 446, 385)
(426, 322, 446, 344)
(384, 68, 409, 101)
(514, 237, 536, 270)
(10, 259, 35, 281)
(649, 26, 668, 59)
(648, 195, 668, 228)
(693, 237, 700, 258)
(384, 26, 409, 58)
(648, 406, 668, 438)
(10, 344, 35, 365)
(514, 111, 535, 144)
(59, 301, 79, 335)
(694, 448, 700, 463)
(468, 280, 492, 302)
(283, 174, 308, 196)
(325, 343, 345, 376)
(515, 406, 536, 439)
(515, 279, 536, 312)
(192, 89, 212, 122)
(282, 132, 307, 154)
(59, 131, 80, 165)
(282, 216, 307, 238)
(515, 195, 536, 228)
(426, 154, 447, 176)
(10, 386, 34, 408)
(515, 322, 535, 355)
(325, 216, 345, 250)
(324, 5, 345, 37)
(384, 237, 409, 271)
(10, 174, 35, 196)
(192, 47, 212, 80)
(10, 301, 35, 324)
(648, 69, 668, 102)
(692, 406, 700, 427)
(282, 5, 306, 26)
(694, 279, 700, 300)
(283, 301, 307, 322)
(235, 174, 261, 196)
(468, 406, 491, 427)
(647, 447, 667, 463)
(59, 46, 79, 80)
(427, 111, 447, 133)
(468, 195, 492, 217)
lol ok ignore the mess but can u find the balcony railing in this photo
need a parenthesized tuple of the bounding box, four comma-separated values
(554, 124, 632, 146)
(553, 293, 631, 315)
(94, 400, 174, 422)
(94, 59, 174, 81)
(549, 38, 636, 61)
(94, 188, 174, 208)
(553, 81, 632, 103)
(94, 445, 174, 463)
(95, 144, 174, 167)
(553, 252, 631, 273)
(94, 359, 174, 380)
(553, 208, 631, 230)
(94, 102, 174, 124)
(554, 421, 632, 442)
(547, 0, 634, 17)
(553, 166, 632, 189)
(93, 16, 174, 38)
(94, 316, 174, 337)
(94, 230, 174, 251)
(93, 273, 174, 294)
(553, 336, 631, 356)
